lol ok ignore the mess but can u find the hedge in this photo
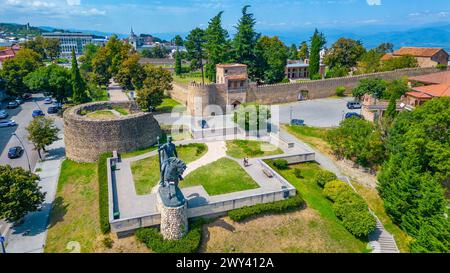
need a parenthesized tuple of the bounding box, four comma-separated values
(273, 159, 289, 170)
(98, 152, 113, 234)
(135, 220, 204, 253)
(228, 194, 305, 222)
(314, 170, 337, 188)
(323, 180, 376, 238)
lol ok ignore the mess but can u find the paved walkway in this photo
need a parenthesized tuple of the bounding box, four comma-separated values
(108, 80, 129, 102)
(5, 135, 65, 253)
(280, 127, 399, 253)
(184, 141, 227, 176)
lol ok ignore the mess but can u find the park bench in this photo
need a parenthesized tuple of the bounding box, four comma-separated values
(262, 168, 274, 178)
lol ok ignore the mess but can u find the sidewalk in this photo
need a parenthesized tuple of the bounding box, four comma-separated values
(5, 136, 65, 253)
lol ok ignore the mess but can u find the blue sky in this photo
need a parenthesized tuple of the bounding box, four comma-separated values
(1, 0, 449, 35)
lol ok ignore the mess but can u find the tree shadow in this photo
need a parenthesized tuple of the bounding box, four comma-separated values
(47, 197, 68, 229)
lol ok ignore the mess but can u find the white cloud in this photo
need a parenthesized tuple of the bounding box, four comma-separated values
(366, 0, 381, 6)
(66, 0, 81, 6)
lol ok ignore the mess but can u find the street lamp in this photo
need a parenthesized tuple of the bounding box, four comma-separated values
(12, 133, 31, 172)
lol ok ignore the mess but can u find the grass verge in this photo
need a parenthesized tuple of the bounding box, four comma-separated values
(182, 158, 259, 195)
(226, 140, 283, 159)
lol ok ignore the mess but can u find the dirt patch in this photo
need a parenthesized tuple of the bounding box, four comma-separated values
(201, 208, 361, 253)
(93, 233, 150, 253)
(334, 159, 378, 189)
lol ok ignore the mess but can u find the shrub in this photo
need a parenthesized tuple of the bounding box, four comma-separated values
(436, 64, 447, 70)
(323, 180, 376, 238)
(273, 159, 289, 170)
(98, 152, 113, 234)
(135, 220, 204, 253)
(228, 194, 305, 222)
(314, 170, 338, 188)
(102, 236, 114, 249)
(293, 168, 302, 178)
(336, 86, 346, 97)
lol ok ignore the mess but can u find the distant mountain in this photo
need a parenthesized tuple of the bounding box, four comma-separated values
(0, 23, 44, 36)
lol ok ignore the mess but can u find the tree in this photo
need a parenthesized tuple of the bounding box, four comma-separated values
(79, 44, 100, 74)
(289, 44, 299, 60)
(378, 97, 450, 252)
(327, 117, 385, 168)
(116, 53, 143, 90)
(71, 49, 90, 104)
(309, 29, 326, 79)
(185, 28, 207, 83)
(0, 48, 43, 96)
(298, 41, 309, 60)
(352, 78, 387, 99)
(0, 165, 45, 222)
(27, 117, 60, 159)
(23, 36, 60, 61)
(385, 78, 409, 99)
(92, 47, 112, 86)
(136, 65, 172, 111)
(204, 11, 230, 82)
(357, 49, 383, 74)
(254, 36, 288, 84)
(233, 5, 260, 79)
(324, 38, 366, 70)
(105, 35, 132, 76)
(375, 42, 394, 54)
(174, 35, 183, 76)
(24, 64, 71, 103)
(382, 55, 418, 71)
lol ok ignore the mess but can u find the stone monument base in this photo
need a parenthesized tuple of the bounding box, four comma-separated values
(157, 189, 188, 240)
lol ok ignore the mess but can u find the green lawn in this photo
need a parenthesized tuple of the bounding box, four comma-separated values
(45, 160, 100, 253)
(131, 143, 208, 195)
(173, 71, 211, 85)
(226, 140, 283, 159)
(113, 106, 129, 116)
(156, 97, 185, 113)
(121, 146, 158, 159)
(86, 110, 116, 119)
(182, 158, 259, 195)
(265, 160, 369, 253)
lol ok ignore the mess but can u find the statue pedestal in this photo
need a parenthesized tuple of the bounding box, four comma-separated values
(157, 185, 188, 240)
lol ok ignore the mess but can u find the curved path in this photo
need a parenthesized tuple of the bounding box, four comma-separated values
(279, 128, 400, 253)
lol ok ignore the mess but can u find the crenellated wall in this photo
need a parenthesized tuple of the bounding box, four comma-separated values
(169, 67, 446, 116)
(64, 101, 161, 162)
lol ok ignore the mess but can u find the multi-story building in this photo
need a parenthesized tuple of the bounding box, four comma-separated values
(285, 59, 326, 80)
(42, 32, 93, 57)
(381, 47, 449, 68)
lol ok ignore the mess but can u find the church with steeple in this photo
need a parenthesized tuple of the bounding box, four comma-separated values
(128, 27, 141, 50)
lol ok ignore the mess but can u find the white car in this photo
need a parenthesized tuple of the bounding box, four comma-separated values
(0, 120, 17, 128)
(0, 110, 8, 119)
(44, 97, 53, 104)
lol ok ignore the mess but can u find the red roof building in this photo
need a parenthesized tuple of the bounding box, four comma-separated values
(381, 47, 449, 68)
(0, 44, 20, 64)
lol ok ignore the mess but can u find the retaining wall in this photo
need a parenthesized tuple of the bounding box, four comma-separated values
(64, 101, 161, 162)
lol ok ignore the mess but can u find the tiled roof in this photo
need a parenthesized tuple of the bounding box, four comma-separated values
(406, 91, 433, 99)
(409, 71, 450, 85)
(381, 53, 394, 61)
(393, 47, 446, 57)
(216, 63, 247, 68)
(412, 84, 450, 97)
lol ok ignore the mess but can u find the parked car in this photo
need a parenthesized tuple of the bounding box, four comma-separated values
(291, 119, 305, 126)
(0, 110, 8, 119)
(7, 146, 24, 159)
(6, 101, 19, 109)
(47, 106, 59, 114)
(15, 97, 24, 105)
(347, 101, 362, 109)
(44, 97, 53, 104)
(22, 93, 33, 100)
(345, 112, 363, 119)
(0, 120, 17, 128)
(32, 110, 45, 118)
(53, 102, 63, 109)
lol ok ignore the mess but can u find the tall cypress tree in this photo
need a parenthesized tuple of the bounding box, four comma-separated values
(233, 5, 259, 80)
(71, 49, 89, 104)
(174, 35, 183, 75)
(309, 29, 326, 79)
(205, 11, 229, 82)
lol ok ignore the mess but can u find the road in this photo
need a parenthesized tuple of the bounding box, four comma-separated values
(0, 94, 64, 171)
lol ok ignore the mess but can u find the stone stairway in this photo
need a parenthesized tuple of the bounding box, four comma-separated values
(369, 217, 400, 253)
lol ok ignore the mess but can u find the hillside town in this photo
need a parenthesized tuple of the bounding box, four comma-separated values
(0, 1, 448, 264)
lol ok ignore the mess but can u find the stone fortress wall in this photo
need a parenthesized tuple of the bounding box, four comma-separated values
(169, 67, 445, 116)
(64, 101, 161, 162)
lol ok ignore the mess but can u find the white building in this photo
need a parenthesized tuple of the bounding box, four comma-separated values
(42, 32, 94, 57)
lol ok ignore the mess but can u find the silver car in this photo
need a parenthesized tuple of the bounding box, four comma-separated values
(0, 120, 17, 128)
(0, 110, 8, 119)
